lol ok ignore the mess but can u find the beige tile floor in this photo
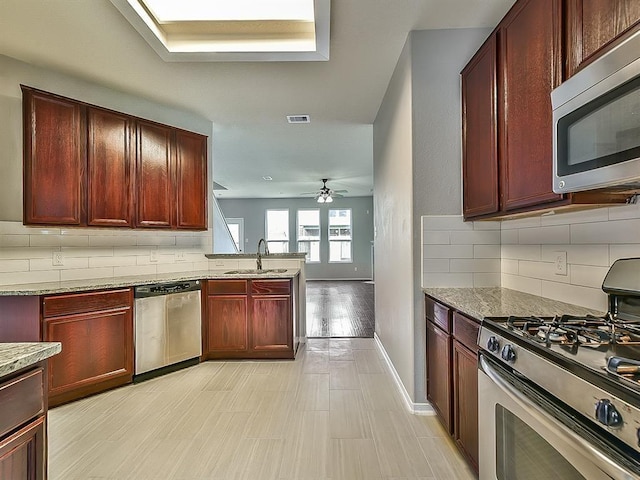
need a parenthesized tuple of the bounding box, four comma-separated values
(48, 338, 476, 480)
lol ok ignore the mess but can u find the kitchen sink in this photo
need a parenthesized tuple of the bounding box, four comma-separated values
(223, 268, 288, 275)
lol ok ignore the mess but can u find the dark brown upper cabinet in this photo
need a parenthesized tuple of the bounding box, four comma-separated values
(22, 86, 208, 231)
(462, 33, 499, 219)
(461, 0, 634, 221)
(23, 88, 84, 226)
(565, 0, 640, 78)
(87, 107, 134, 227)
(136, 120, 174, 229)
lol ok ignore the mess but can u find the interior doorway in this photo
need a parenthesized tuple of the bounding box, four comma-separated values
(225, 218, 244, 252)
(306, 280, 374, 338)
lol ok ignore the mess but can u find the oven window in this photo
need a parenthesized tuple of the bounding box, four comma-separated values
(496, 405, 585, 480)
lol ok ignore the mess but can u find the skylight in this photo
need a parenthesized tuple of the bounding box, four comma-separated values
(110, 0, 330, 62)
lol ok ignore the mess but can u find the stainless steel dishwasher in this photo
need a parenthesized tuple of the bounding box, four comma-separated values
(134, 280, 202, 381)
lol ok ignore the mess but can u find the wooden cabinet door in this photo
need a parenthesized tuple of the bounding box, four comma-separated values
(207, 295, 248, 352)
(0, 416, 45, 480)
(22, 87, 84, 226)
(136, 120, 173, 228)
(566, 0, 640, 77)
(44, 307, 133, 405)
(461, 33, 499, 219)
(499, 0, 564, 212)
(426, 320, 452, 433)
(453, 340, 479, 472)
(250, 295, 292, 355)
(87, 107, 134, 227)
(175, 130, 207, 230)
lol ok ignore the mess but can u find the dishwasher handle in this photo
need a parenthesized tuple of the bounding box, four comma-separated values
(135, 280, 201, 298)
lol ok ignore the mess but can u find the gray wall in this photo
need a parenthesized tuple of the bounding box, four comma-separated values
(0, 54, 214, 223)
(372, 28, 491, 405)
(218, 196, 374, 280)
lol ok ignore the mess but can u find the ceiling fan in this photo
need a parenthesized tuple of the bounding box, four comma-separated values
(301, 179, 348, 203)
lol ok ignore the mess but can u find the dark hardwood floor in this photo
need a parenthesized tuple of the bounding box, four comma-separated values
(306, 280, 375, 338)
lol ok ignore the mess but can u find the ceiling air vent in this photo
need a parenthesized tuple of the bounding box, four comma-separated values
(287, 114, 310, 124)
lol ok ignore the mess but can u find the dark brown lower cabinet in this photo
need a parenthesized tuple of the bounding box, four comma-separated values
(205, 279, 297, 360)
(426, 296, 480, 474)
(42, 289, 134, 407)
(426, 320, 452, 433)
(0, 416, 45, 480)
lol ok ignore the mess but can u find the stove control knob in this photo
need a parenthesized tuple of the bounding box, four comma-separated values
(500, 345, 516, 363)
(595, 399, 623, 428)
(487, 336, 500, 353)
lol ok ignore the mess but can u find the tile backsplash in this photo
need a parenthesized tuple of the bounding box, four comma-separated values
(422, 202, 640, 311)
(0, 221, 212, 285)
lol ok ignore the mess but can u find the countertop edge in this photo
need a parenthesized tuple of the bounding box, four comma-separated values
(0, 269, 301, 296)
(0, 342, 62, 378)
(423, 287, 604, 321)
(205, 253, 307, 259)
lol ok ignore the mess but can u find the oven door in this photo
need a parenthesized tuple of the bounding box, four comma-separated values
(478, 354, 637, 480)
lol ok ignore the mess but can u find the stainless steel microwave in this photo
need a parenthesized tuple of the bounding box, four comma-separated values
(552, 30, 640, 193)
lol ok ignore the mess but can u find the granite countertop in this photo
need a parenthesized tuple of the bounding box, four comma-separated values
(423, 287, 604, 321)
(205, 253, 306, 259)
(0, 343, 62, 377)
(0, 268, 300, 296)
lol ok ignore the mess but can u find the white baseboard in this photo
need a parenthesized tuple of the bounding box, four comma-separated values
(374, 333, 435, 416)
(306, 277, 372, 281)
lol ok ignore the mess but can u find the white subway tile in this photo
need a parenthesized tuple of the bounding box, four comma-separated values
(62, 247, 114, 258)
(500, 229, 519, 245)
(157, 263, 196, 274)
(610, 244, 640, 262)
(501, 259, 519, 275)
(518, 225, 570, 245)
(30, 257, 89, 271)
(423, 259, 450, 273)
(423, 245, 474, 259)
(0, 270, 60, 285)
(501, 244, 541, 261)
(30, 234, 89, 247)
(89, 236, 138, 247)
(450, 259, 500, 273)
(570, 264, 609, 289)
(89, 256, 137, 268)
(0, 248, 53, 260)
(60, 267, 114, 281)
(540, 207, 608, 226)
(450, 230, 500, 245)
(518, 260, 570, 284)
(501, 273, 542, 296)
(474, 245, 501, 258)
(473, 221, 501, 230)
(540, 281, 607, 312)
(113, 247, 151, 256)
(209, 259, 240, 269)
(423, 273, 474, 288)
(0, 222, 31, 235)
(422, 216, 471, 231)
(608, 202, 640, 220)
(0, 259, 29, 273)
(423, 231, 450, 245)
(176, 236, 199, 247)
(541, 245, 609, 267)
(501, 216, 541, 230)
(571, 219, 640, 244)
(0, 235, 30, 247)
(473, 273, 501, 287)
(114, 265, 157, 277)
(137, 236, 177, 247)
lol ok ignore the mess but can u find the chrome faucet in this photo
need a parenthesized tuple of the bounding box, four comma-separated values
(256, 238, 269, 270)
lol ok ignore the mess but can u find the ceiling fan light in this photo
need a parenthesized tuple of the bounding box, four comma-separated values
(317, 196, 325, 204)
(325, 195, 333, 203)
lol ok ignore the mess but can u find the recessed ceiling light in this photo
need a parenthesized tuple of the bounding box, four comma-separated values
(110, 0, 330, 61)
(262, 176, 273, 181)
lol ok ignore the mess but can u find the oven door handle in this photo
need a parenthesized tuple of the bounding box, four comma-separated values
(479, 354, 636, 480)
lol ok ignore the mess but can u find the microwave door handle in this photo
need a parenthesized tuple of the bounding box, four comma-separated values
(479, 355, 636, 480)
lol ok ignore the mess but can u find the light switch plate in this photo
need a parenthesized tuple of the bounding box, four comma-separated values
(52, 252, 64, 266)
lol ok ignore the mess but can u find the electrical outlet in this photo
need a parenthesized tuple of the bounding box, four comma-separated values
(176, 252, 186, 262)
(554, 251, 567, 276)
(150, 251, 158, 263)
(52, 252, 64, 266)
(354, 266, 358, 271)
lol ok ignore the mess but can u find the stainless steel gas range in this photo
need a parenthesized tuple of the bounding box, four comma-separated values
(478, 258, 640, 480)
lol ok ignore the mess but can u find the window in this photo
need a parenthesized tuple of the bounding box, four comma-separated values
(265, 209, 289, 253)
(297, 209, 320, 263)
(225, 218, 244, 252)
(328, 208, 352, 262)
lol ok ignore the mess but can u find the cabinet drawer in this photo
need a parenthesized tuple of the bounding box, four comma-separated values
(453, 312, 480, 353)
(0, 368, 44, 439)
(43, 289, 131, 318)
(251, 280, 290, 295)
(208, 280, 247, 295)
(426, 298, 451, 333)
